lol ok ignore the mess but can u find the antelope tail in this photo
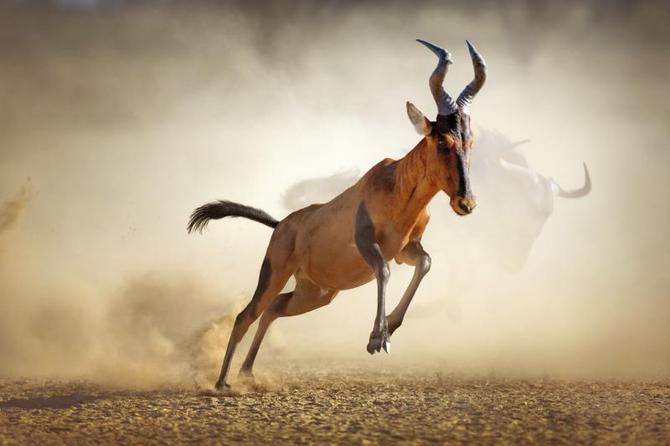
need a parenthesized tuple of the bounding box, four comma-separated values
(187, 200, 278, 234)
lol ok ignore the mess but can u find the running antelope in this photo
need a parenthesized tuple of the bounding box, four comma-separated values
(188, 39, 487, 390)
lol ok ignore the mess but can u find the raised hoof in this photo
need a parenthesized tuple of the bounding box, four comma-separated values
(366, 330, 391, 355)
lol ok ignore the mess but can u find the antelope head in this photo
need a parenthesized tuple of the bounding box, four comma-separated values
(407, 39, 486, 216)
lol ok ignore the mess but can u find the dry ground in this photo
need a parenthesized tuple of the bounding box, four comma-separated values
(1, 367, 668, 445)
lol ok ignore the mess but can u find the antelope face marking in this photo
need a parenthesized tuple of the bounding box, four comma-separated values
(407, 103, 478, 217)
(432, 112, 476, 216)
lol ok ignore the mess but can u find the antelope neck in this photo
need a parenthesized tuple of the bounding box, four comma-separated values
(393, 139, 440, 216)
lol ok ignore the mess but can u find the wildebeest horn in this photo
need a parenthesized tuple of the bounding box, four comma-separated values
(417, 39, 458, 116)
(457, 40, 487, 113)
(511, 139, 531, 149)
(550, 163, 592, 198)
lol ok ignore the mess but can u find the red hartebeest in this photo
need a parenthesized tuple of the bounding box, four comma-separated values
(188, 39, 487, 390)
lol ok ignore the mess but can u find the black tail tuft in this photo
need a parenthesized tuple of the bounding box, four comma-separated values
(187, 200, 279, 234)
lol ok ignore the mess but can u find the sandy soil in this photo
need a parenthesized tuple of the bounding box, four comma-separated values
(1, 367, 668, 445)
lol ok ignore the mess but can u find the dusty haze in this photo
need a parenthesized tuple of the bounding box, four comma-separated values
(0, 0, 668, 386)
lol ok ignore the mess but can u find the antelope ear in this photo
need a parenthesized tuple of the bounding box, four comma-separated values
(406, 101, 432, 136)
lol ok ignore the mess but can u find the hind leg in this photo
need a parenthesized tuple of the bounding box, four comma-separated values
(240, 279, 338, 376)
(215, 256, 293, 390)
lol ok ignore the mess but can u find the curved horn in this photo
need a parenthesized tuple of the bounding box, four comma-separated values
(417, 39, 457, 116)
(510, 138, 531, 149)
(550, 163, 591, 198)
(456, 40, 487, 113)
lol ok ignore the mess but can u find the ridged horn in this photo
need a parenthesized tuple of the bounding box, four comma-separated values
(417, 39, 458, 116)
(456, 40, 487, 113)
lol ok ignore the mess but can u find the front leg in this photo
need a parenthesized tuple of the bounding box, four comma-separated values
(354, 203, 390, 354)
(387, 240, 431, 336)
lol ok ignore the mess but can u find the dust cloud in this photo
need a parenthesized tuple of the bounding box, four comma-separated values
(0, 0, 668, 386)
(0, 186, 233, 386)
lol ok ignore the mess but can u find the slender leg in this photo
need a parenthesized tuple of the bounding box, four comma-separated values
(239, 291, 293, 377)
(387, 240, 431, 336)
(240, 281, 338, 376)
(214, 257, 292, 390)
(354, 203, 391, 354)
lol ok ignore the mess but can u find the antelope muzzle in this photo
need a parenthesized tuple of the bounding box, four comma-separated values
(451, 195, 477, 216)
